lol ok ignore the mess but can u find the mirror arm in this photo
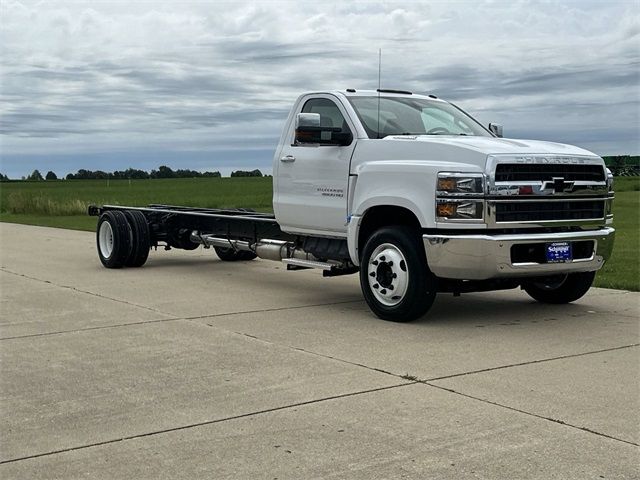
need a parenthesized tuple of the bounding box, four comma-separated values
(488, 123, 504, 138)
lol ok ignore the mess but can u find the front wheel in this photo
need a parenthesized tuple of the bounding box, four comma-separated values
(522, 271, 596, 304)
(359, 226, 437, 322)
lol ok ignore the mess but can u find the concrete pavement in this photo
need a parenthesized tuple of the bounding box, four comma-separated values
(1, 222, 638, 478)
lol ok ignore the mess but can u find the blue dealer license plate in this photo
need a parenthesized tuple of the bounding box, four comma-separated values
(546, 242, 572, 263)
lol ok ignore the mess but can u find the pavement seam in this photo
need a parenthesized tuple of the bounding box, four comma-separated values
(218, 329, 640, 387)
(0, 317, 184, 341)
(224, 330, 401, 377)
(0, 382, 413, 466)
(424, 382, 639, 447)
(0, 267, 169, 316)
(424, 343, 640, 382)
(179, 299, 363, 321)
(0, 300, 364, 341)
(218, 331, 640, 446)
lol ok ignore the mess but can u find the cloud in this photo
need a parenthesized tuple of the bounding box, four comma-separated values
(0, 0, 638, 178)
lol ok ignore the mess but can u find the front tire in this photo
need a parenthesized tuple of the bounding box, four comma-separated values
(359, 226, 436, 322)
(522, 271, 596, 304)
(96, 211, 133, 268)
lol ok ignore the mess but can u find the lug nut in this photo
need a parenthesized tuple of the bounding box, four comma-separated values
(372, 260, 378, 266)
(380, 255, 386, 261)
(373, 284, 379, 289)
(380, 289, 387, 294)
(369, 272, 375, 277)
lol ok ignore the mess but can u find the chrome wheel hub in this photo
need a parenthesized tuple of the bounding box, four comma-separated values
(368, 243, 409, 306)
(98, 221, 114, 259)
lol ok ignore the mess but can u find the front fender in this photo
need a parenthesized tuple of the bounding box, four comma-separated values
(347, 160, 485, 264)
(350, 164, 439, 227)
(347, 167, 435, 266)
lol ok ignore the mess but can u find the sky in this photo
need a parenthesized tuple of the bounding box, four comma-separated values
(1, 0, 639, 179)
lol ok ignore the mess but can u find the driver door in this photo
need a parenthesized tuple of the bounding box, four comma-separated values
(275, 95, 356, 236)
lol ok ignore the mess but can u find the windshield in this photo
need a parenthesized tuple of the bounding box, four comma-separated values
(347, 96, 492, 138)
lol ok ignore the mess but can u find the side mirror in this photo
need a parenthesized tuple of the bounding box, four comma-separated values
(489, 123, 503, 138)
(295, 113, 352, 146)
(297, 113, 321, 129)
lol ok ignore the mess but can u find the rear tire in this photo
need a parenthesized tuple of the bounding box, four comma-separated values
(123, 210, 151, 267)
(167, 229, 199, 250)
(214, 246, 257, 261)
(96, 211, 133, 268)
(522, 271, 596, 304)
(359, 226, 437, 322)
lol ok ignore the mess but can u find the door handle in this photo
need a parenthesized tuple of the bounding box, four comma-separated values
(280, 155, 296, 163)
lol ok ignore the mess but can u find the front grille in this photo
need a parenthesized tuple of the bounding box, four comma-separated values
(495, 164, 605, 182)
(495, 200, 605, 222)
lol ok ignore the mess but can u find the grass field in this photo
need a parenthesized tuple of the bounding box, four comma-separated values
(593, 177, 639, 291)
(0, 177, 273, 231)
(1, 176, 638, 291)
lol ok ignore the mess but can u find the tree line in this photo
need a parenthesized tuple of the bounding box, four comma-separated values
(0, 166, 266, 181)
(65, 166, 223, 180)
(603, 156, 639, 176)
(3, 157, 636, 182)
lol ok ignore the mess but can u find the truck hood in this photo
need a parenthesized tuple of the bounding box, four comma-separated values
(392, 135, 598, 157)
(350, 136, 601, 175)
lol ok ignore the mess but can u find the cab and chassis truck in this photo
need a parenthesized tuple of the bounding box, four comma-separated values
(89, 89, 615, 321)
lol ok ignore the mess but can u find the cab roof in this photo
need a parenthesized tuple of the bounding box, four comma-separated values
(319, 89, 446, 103)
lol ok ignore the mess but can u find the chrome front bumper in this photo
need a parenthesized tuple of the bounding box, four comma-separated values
(423, 227, 615, 280)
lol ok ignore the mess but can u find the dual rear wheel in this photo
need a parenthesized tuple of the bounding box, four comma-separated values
(97, 210, 150, 268)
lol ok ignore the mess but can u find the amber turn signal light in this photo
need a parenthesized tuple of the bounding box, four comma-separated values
(437, 178, 458, 191)
(437, 203, 457, 217)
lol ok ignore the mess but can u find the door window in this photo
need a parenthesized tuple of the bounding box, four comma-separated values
(301, 98, 352, 136)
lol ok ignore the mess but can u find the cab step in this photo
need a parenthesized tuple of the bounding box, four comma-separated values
(282, 258, 333, 271)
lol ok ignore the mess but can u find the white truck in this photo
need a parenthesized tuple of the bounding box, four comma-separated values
(90, 89, 615, 321)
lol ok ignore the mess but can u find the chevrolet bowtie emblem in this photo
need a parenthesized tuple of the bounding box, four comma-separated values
(542, 177, 575, 193)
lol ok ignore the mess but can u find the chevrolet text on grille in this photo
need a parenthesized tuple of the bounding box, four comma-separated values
(514, 156, 586, 164)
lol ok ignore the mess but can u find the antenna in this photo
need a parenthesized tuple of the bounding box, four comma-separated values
(377, 48, 381, 139)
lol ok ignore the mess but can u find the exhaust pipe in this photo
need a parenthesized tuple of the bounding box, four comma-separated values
(190, 233, 251, 252)
(189, 233, 317, 262)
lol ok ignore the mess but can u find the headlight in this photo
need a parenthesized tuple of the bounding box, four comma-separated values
(606, 168, 614, 192)
(436, 172, 485, 222)
(436, 199, 484, 220)
(437, 173, 485, 195)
